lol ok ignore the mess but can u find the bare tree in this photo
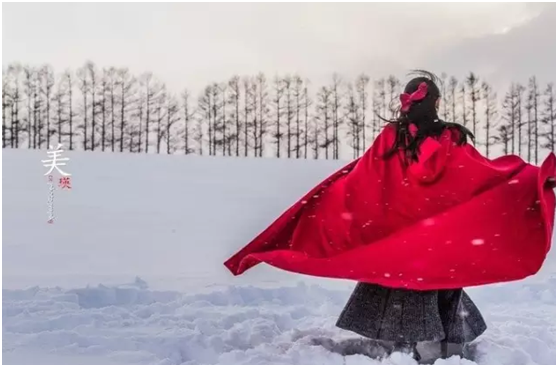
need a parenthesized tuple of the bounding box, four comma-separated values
(481, 81, 498, 157)
(197, 85, 213, 155)
(497, 125, 511, 155)
(240, 77, 254, 156)
(465, 72, 480, 140)
(165, 94, 181, 154)
(211, 83, 222, 155)
(460, 82, 468, 128)
(355, 74, 370, 146)
(526, 86, 534, 162)
(155, 85, 168, 154)
(53, 75, 68, 146)
(194, 117, 204, 155)
(501, 84, 518, 154)
(221, 82, 233, 156)
(63, 70, 76, 150)
(255, 73, 269, 157)
(439, 72, 449, 120)
(310, 116, 322, 160)
(283, 75, 294, 158)
(302, 80, 312, 159)
(32, 70, 43, 148)
(448, 76, 458, 123)
(181, 89, 194, 155)
(345, 81, 362, 159)
(228, 76, 241, 156)
(105, 67, 117, 151)
(375, 78, 387, 119)
(23, 66, 35, 148)
(125, 101, 138, 153)
(293, 75, 304, 158)
(117, 68, 135, 152)
(139, 72, 165, 153)
(141, 72, 154, 153)
(76, 65, 89, 150)
(386, 75, 400, 119)
(100, 69, 109, 151)
(248, 79, 258, 157)
(373, 78, 386, 140)
(7, 64, 23, 148)
(315, 86, 333, 159)
(528, 77, 540, 163)
(134, 85, 145, 153)
(86, 62, 99, 150)
(330, 74, 344, 159)
(271, 76, 284, 158)
(515, 84, 525, 157)
(541, 83, 555, 153)
(39, 65, 55, 148)
(193, 99, 205, 155)
(2, 69, 11, 148)
(370, 93, 379, 146)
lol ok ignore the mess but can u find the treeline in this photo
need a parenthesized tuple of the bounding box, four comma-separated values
(2, 61, 555, 162)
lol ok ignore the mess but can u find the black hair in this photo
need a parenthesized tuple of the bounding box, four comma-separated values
(381, 70, 474, 162)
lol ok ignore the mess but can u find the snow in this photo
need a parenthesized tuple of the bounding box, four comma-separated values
(2, 149, 556, 364)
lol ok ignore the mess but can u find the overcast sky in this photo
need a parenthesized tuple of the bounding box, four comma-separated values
(3, 2, 556, 94)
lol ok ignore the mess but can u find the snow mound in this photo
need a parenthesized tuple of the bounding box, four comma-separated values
(3, 278, 555, 365)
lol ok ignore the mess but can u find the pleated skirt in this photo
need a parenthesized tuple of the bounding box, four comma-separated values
(336, 282, 487, 343)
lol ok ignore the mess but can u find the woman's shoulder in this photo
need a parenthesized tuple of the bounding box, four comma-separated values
(363, 123, 397, 157)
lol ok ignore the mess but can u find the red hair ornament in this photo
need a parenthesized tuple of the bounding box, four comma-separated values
(400, 82, 428, 112)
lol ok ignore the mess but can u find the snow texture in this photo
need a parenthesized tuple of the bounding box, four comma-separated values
(2, 149, 556, 364)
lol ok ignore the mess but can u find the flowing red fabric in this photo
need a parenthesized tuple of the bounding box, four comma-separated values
(224, 124, 556, 290)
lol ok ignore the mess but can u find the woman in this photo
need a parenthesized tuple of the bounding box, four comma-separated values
(335, 72, 486, 362)
(225, 71, 555, 363)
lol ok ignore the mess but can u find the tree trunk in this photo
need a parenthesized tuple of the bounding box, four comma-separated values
(90, 74, 96, 151)
(110, 79, 115, 152)
(533, 81, 539, 163)
(304, 86, 309, 159)
(145, 84, 150, 153)
(101, 86, 107, 151)
(67, 75, 74, 150)
(120, 85, 125, 152)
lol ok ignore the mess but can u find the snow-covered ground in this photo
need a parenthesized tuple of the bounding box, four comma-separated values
(2, 149, 556, 364)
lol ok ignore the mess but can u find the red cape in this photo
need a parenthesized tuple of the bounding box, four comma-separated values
(225, 124, 556, 290)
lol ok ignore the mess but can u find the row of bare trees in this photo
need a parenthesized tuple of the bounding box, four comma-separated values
(2, 62, 555, 162)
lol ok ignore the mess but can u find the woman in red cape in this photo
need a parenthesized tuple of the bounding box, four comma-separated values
(224, 71, 556, 362)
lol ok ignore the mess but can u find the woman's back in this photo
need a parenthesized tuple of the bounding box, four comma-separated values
(345, 122, 528, 247)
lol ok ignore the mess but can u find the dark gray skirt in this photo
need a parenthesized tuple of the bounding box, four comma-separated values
(336, 282, 487, 343)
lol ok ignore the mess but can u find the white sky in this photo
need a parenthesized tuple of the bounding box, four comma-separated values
(2, 2, 556, 94)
